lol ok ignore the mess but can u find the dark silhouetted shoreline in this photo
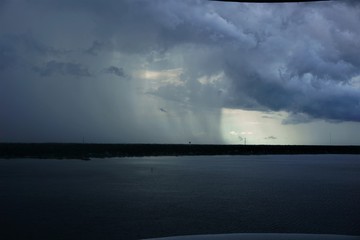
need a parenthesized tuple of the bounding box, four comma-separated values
(0, 143, 359, 159)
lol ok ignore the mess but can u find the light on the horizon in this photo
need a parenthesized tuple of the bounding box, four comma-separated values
(221, 108, 301, 145)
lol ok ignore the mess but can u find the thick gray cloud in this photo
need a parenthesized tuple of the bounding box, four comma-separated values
(0, 0, 359, 143)
(218, 0, 360, 122)
(103, 66, 126, 78)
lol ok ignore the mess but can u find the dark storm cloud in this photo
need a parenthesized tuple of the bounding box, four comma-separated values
(103, 66, 126, 78)
(205, 0, 360, 122)
(218, 0, 360, 122)
(134, 0, 360, 123)
(1, 0, 360, 143)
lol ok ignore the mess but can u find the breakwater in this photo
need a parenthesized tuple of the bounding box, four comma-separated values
(1, 143, 359, 159)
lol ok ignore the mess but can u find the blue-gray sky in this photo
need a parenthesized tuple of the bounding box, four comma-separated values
(1, 0, 359, 144)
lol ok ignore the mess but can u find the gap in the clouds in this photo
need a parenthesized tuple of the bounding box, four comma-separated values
(221, 108, 292, 145)
(221, 108, 360, 145)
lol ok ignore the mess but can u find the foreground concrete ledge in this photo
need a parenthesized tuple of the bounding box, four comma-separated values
(144, 233, 360, 240)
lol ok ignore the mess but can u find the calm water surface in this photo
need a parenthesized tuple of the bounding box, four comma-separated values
(0, 155, 359, 239)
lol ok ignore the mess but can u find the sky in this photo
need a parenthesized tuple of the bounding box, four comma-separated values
(0, 0, 359, 145)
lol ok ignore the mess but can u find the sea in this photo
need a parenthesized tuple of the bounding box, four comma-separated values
(0, 155, 359, 239)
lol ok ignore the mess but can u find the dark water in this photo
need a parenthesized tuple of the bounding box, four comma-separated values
(0, 155, 359, 239)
